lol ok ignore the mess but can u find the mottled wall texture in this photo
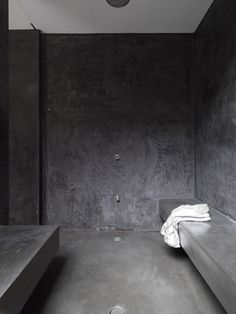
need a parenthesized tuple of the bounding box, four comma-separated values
(7, 3, 236, 227)
(194, 0, 236, 220)
(41, 34, 194, 229)
(9, 31, 40, 225)
(0, 0, 9, 224)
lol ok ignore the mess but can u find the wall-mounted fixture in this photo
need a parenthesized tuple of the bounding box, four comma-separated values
(106, 0, 130, 8)
(115, 195, 120, 203)
(114, 154, 120, 161)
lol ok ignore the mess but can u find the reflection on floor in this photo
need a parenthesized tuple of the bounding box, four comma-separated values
(21, 230, 226, 314)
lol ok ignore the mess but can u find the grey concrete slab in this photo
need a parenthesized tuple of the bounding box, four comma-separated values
(194, 0, 236, 221)
(22, 230, 225, 314)
(180, 210, 236, 314)
(41, 34, 194, 230)
(0, 226, 59, 314)
(0, 0, 9, 225)
(9, 30, 40, 225)
(159, 199, 236, 313)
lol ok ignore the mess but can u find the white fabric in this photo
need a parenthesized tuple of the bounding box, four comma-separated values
(161, 204, 211, 248)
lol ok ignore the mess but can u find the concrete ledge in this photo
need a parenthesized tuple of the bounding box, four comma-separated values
(159, 198, 201, 221)
(0, 226, 59, 314)
(159, 199, 236, 314)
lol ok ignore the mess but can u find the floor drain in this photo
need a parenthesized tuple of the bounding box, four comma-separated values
(109, 305, 126, 314)
(113, 237, 122, 242)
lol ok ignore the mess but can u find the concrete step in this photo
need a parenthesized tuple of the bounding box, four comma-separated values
(0, 225, 59, 314)
(159, 199, 236, 314)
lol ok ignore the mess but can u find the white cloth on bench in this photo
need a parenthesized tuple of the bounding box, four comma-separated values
(161, 204, 211, 248)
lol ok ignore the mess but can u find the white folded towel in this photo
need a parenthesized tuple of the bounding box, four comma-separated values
(161, 204, 211, 248)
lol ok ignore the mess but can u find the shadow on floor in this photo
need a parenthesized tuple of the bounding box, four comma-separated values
(21, 255, 67, 314)
(165, 246, 187, 259)
(21, 231, 226, 314)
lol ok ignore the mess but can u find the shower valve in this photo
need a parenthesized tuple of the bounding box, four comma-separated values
(115, 195, 120, 203)
(114, 154, 120, 161)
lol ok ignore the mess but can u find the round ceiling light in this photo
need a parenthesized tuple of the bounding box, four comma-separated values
(106, 0, 130, 8)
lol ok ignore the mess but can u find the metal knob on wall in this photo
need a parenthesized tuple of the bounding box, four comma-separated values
(115, 195, 120, 203)
(114, 154, 120, 161)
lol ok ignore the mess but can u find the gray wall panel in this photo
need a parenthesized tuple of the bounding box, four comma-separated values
(9, 30, 40, 225)
(42, 34, 194, 229)
(0, 0, 9, 224)
(195, 0, 236, 220)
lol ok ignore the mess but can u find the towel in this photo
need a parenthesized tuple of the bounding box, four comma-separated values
(161, 204, 211, 248)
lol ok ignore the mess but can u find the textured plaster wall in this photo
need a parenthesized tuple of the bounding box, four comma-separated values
(9, 30, 40, 225)
(0, 0, 9, 224)
(7, 2, 236, 226)
(41, 34, 194, 229)
(194, 0, 236, 220)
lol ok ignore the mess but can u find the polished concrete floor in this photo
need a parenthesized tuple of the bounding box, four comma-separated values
(21, 230, 226, 314)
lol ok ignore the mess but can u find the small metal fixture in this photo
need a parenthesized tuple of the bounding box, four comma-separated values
(47, 107, 52, 112)
(106, 0, 130, 8)
(114, 237, 122, 242)
(115, 195, 120, 203)
(114, 154, 120, 161)
(109, 305, 127, 314)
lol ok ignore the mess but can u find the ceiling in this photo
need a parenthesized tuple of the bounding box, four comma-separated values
(9, 0, 213, 33)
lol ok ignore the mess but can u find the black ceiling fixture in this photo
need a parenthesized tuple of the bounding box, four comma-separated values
(106, 0, 130, 8)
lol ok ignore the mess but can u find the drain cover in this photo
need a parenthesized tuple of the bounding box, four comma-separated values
(109, 305, 126, 314)
(113, 237, 122, 242)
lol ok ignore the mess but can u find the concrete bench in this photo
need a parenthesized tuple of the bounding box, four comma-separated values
(159, 199, 236, 314)
(0, 225, 59, 314)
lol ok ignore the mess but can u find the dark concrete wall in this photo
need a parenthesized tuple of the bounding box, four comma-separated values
(0, 0, 9, 224)
(9, 30, 40, 224)
(194, 0, 236, 220)
(41, 34, 194, 229)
